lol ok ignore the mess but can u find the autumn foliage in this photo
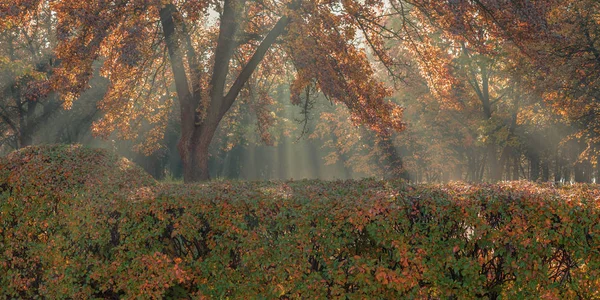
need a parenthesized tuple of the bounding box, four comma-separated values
(1, 0, 409, 182)
(0, 145, 598, 298)
(0, 144, 155, 198)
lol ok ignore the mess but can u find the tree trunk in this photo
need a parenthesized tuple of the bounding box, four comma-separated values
(574, 162, 585, 183)
(487, 143, 501, 182)
(377, 135, 409, 180)
(529, 152, 540, 181)
(499, 146, 510, 180)
(179, 120, 219, 183)
(554, 147, 561, 182)
(541, 157, 549, 182)
(19, 130, 33, 148)
(512, 153, 519, 180)
(596, 155, 600, 183)
(17, 99, 36, 148)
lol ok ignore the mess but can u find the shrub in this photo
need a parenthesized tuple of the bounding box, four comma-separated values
(101, 181, 599, 299)
(0, 145, 155, 298)
(1, 148, 599, 298)
(0, 144, 155, 199)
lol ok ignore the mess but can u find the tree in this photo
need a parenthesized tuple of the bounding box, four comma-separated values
(401, 0, 600, 182)
(4, 0, 405, 182)
(0, 3, 58, 151)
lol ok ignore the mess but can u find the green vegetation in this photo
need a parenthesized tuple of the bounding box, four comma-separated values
(1, 145, 599, 298)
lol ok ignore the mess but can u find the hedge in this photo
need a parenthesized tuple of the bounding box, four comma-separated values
(1, 145, 599, 299)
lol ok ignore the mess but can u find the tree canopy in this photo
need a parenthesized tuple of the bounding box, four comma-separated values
(3, 0, 407, 182)
(2, 0, 600, 183)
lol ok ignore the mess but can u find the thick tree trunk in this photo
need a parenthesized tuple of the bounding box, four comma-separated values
(180, 140, 211, 182)
(179, 120, 219, 183)
(189, 142, 211, 182)
(19, 131, 33, 148)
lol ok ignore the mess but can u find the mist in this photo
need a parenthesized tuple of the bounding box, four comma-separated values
(1, 0, 599, 184)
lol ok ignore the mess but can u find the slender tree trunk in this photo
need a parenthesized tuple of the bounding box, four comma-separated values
(226, 144, 243, 178)
(554, 147, 561, 182)
(574, 162, 585, 183)
(467, 57, 500, 182)
(478, 151, 487, 182)
(529, 152, 540, 181)
(487, 143, 501, 181)
(596, 155, 600, 183)
(541, 157, 549, 182)
(512, 153, 519, 180)
(499, 146, 510, 180)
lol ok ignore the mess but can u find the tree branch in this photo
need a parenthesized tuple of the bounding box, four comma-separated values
(159, 4, 194, 126)
(221, 14, 291, 117)
(209, 0, 245, 115)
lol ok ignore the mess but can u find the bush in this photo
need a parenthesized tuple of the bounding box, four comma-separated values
(1, 147, 599, 298)
(0, 144, 155, 198)
(0, 145, 155, 298)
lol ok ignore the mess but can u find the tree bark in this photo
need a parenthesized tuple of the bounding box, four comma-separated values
(182, 121, 219, 182)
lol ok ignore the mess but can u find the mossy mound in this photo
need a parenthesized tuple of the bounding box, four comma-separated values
(0, 144, 155, 198)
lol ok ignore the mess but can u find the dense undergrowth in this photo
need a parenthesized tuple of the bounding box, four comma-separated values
(1, 145, 599, 299)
